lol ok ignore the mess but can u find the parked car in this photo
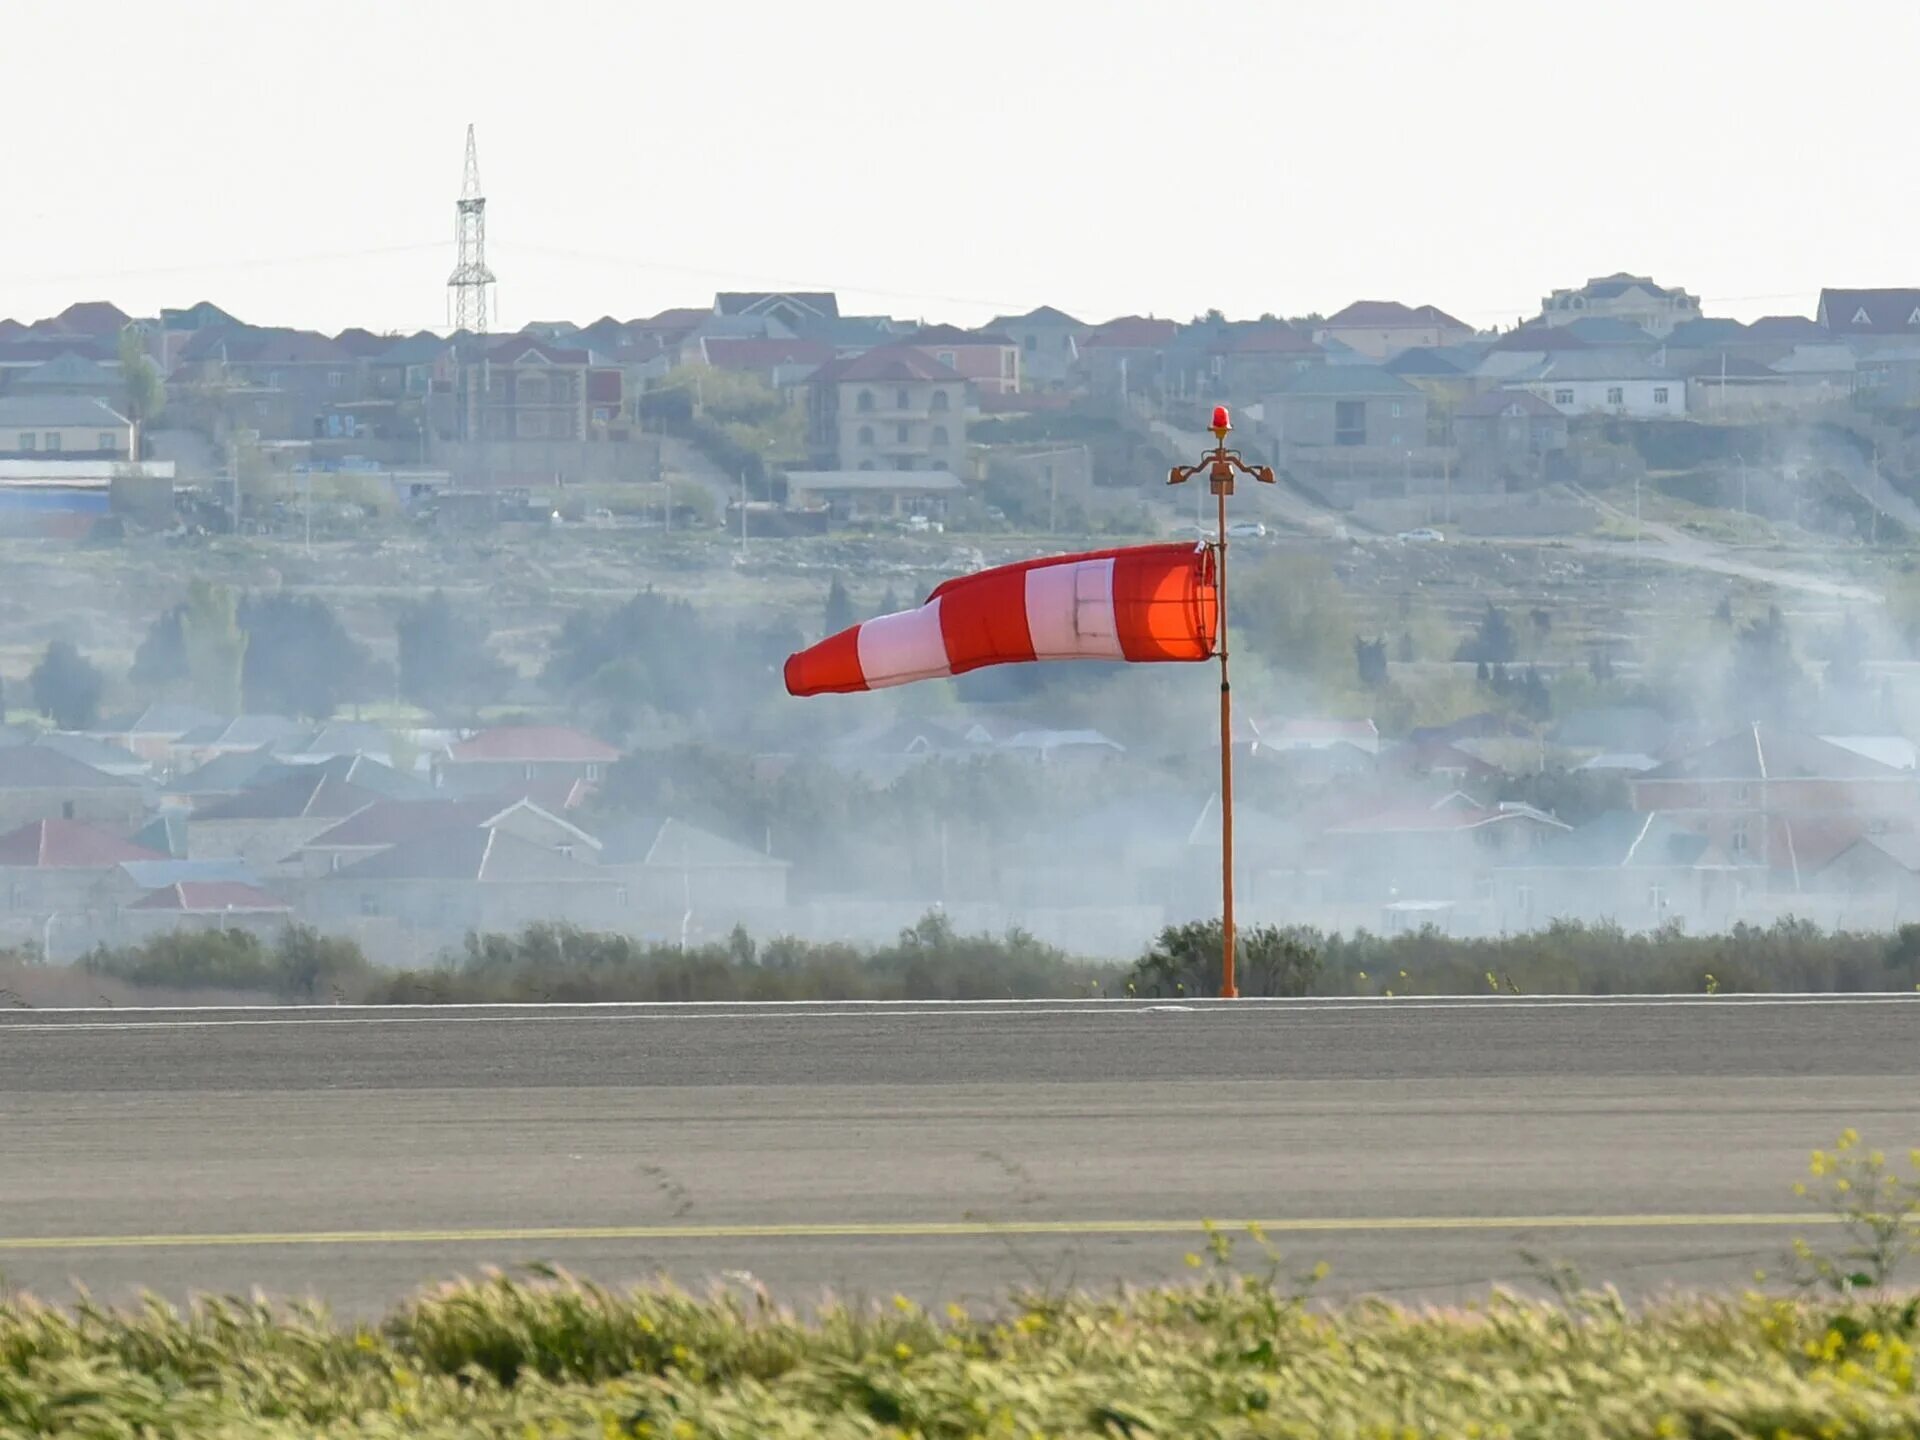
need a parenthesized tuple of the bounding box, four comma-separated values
(1397, 527, 1445, 543)
(1226, 521, 1268, 539)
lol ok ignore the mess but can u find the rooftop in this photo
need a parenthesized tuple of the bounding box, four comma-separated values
(784, 469, 967, 494)
(130, 881, 289, 914)
(0, 819, 163, 869)
(820, 345, 965, 384)
(1275, 364, 1418, 397)
(0, 395, 129, 428)
(0, 743, 136, 790)
(447, 725, 620, 765)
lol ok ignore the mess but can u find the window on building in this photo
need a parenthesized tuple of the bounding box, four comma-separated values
(932, 425, 949, 446)
(1606, 386, 1624, 405)
(930, 390, 950, 412)
(896, 388, 910, 409)
(857, 425, 873, 445)
(1333, 399, 1366, 446)
(1731, 822, 1749, 854)
(1390, 402, 1402, 418)
(896, 422, 910, 443)
(858, 460, 875, 470)
(1553, 388, 1573, 405)
(18, 433, 33, 452)
(857, 390, 874, 412)
(44, 433, 60, 452)
(1648, 884, 1666, 913)
(1653, 387, 1669, 404)
(61, 801, 74, 820)
(359, 892, 379, 916)
(938, 351, 955, 367)
(98, 432, 115, 451)
(327, 370, 344, 388)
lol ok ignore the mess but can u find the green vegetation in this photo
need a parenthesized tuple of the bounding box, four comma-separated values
(5, 1215, 1920, 1435)
(43, 915, 1920, 1007)
(27, 640, 104, 730)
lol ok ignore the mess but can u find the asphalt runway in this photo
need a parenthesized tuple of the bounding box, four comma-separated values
(0, 995, 1916, 1313)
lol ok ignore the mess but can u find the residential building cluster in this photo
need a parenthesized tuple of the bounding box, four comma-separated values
(4, 273, 1919, 538)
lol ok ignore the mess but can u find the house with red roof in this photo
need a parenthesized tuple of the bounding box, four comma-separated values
(187, 771, 382, 873)
(0, 818, 164, 922)
(433, 726, 619, 799)
(902, 324, 1020, 396)
(806, 345, 966, 472)
(1318, 793, 1568, 905)
(1312, 302, 1475, 360)
(124, 881, 292, 940)
(1074, 316, 1179, 398)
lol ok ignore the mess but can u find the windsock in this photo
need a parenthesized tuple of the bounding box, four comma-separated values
(784, 543, 1217, 697)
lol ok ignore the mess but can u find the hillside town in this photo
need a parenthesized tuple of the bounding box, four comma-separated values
(7, 259, 1920, 960)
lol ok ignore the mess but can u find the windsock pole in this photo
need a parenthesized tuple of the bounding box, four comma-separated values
(1169, 405, 1275, 999)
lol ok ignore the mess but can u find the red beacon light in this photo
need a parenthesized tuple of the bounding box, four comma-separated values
(1210, 405, 1231, 434)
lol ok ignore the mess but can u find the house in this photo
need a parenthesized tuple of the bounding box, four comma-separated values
(167, 746, 296, 806)
(1262, 718, 1381, 757)
(1685, 354, 1796, 415)
(714, 292, 839, 329)
(173, 327, 360, 440)
(697, 337, 834, 391)
(108, 702, 226, 765)
(593, 815, 789, 918)
(1629, 725, 1920, 880)
(28, 732, 150, 780)
(1818, 288, 1920, 339)
(1451, 389, 1569, 485)
(1319, 793, 1569, 904)
(171, 715, 312, 770)
(782, 468, 966, 523)
(1495, 810, 1754, 930)
(31, 300, 132, 340)
(186, 771, 382, 873)
(903, 324, 1020, 395)
(0, 396, 132, 458)
(1074, 316, 1179, 398)
(806, 345, 967, 472)
(124, 881, 292, 940)
(455, 337, 626, 442)
(0, 819, 162, 948)
(289, 796, 595, 878)
(1500, 351, 1685, 418)
(1540, 274, 1702, 337)
(1312, 302, 1474, 360)
(986, 306, 1085, 388)
(434, 725, 619, 797)
(1265, 365, 1427, 450)
(367, 331, 454, 398)
(1382, 346, 1481, 439)
(1816, 833, 1920, 915)
(12, 353, 125, 403)
(1170, 321, 1324, 401)
(0, 745, 147, 831)
(310, 827, 628, 935)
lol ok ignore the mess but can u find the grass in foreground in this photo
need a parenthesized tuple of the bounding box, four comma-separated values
(2, 1265, 1919, 1438)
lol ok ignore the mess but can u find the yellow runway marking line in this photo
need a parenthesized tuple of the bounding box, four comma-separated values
(0, 1213, 1854, 1252)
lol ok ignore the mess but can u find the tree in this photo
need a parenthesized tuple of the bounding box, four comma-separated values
(117, 329, 165, 458)
(823, 575, 855, 637)
(129, 607, 187, 689)
(395, 590, 512, 717)
(1818, 614, 1869, 694)
(239, 593, 375, 718)
(1129, 921, 1320, 998)
(1726, 605, 1807, 725)
(181, 580, 246, 714)
(876, 587, 901, 618)
(1455, 602, 1517, 664)
(1354, 635, 1388, 688)
(30, 640, 104, 729)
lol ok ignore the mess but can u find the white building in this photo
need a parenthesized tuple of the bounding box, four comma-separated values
(1502, 353, 1686, 418)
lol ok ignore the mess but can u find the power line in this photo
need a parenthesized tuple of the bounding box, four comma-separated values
(3, 242, 443, 288)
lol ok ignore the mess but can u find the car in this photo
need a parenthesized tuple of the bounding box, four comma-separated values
(1397, 527, 1445, 543)
(1226, 521, 1267, 539)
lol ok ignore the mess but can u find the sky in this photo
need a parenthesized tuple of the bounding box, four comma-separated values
(9, 0, 1917, 336)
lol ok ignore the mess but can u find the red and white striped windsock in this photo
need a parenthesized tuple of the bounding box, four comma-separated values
(784, 543, 1217, 697)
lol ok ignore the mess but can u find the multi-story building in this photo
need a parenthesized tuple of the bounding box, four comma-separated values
(903, 324, 1020, 395)
(986, 305, 1085, 388)
(1539, 274, 1702, 337)
(0, 396, 132, 457)
(1313, 301, 1474, 359)
(807, 345, 966, 471)
(455, 337, 627, 442)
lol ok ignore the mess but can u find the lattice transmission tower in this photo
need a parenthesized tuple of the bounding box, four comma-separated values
(447, 124, 496, 332)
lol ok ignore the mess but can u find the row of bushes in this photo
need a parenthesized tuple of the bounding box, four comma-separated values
(0, 1256, 1916, 1435)
(54, 914, 1920, 1005)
